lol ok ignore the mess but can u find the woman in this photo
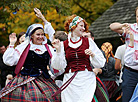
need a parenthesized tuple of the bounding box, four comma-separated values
(5, 32, 26, 85)
(14, 32, 26, 47)
(99, 42, 118, 101)
(51, 14, 106, 102)
(0, 20, 61, 102)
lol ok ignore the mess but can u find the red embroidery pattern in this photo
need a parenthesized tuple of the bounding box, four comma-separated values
(70, 37, 82, 44)
(35, 49, 42, 53)
(15, 49, 20, 56)
(134, 50, 138, 60)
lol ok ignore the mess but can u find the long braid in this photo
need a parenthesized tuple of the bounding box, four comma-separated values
(101, 42, 114, 63)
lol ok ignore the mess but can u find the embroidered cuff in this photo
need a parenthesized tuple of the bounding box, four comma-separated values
(8, 45, 14, 48)
(128, 45, 134, 48)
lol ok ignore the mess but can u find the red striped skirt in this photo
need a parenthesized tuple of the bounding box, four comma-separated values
(103, 80, 118, 99)
(92, 77, 110, 102)
(0, 74, 61, 102)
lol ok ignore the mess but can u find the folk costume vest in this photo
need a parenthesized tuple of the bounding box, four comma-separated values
(52, 37, 93, 97)
(64, 37, 92, 73)
(15, 43, 58, 75)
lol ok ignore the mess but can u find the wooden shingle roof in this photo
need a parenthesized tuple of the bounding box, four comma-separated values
(89, 0, 138, 40)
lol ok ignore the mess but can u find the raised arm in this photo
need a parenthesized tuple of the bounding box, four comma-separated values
(109, 22, 130, 35)
(3, 33, 19, 66)
(34, 8, 55, 42)
(34, 8, 48, 23)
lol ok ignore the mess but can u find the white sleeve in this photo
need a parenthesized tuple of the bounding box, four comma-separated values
(3, 45, 20, 66)
(114, 46, 121, 59)
(51, 42, 67, 70)
(89, 38, 106, 68)
(44, 22, 55, 42)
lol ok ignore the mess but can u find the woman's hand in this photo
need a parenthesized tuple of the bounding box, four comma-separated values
(9, 33, 17, 45)
(93, 68, 102, 76)
(52, 39, 61, 53)
(34, 8, 47, 23)
(85, 49, 95, 57)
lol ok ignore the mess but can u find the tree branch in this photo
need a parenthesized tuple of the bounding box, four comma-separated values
(73, 0, 92, 13)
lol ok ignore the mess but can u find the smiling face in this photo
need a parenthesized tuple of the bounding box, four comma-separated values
(73, 21, 85, 37)
(31, 29, 45, 45)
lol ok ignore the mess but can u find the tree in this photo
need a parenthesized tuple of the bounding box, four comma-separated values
(0, 0, 70, 45)
(71, 0, 114, 24)
(0, 0, 116, 45)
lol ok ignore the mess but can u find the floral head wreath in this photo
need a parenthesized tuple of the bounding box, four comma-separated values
(68, 16, 83, 38)
(69, 16, 83, 31)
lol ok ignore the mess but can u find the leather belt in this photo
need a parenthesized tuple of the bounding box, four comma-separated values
(124, 65, 138, 73)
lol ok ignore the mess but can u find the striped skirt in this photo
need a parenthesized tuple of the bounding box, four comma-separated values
(0, 74, 61, 102)
(103, 80, 118, 99)
(92, 77, 110, 102)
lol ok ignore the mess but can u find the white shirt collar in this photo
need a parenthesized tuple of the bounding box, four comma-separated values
(30, 41, 47, 54)
(68, 36, 82, 48)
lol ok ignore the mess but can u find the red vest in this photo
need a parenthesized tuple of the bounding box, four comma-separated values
(63, 37, 92, 73)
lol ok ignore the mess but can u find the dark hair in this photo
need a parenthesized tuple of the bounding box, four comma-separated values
(17, 32, 26, 41)
(31, 27, 44, 36)
(54, 31, 68, 41)
(14, 32, 26, 47)
(0, 44, 4, 47)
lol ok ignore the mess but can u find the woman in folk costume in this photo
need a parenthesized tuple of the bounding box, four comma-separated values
(51, 14, 106, 102)
(0, 11, 61, 102)
(99, 42, 118, 101)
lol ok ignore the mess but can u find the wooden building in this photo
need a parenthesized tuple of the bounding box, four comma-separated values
(89, 0, 138, 53)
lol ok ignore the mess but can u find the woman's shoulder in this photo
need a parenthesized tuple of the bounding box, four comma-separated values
(108, 57, 115, 63)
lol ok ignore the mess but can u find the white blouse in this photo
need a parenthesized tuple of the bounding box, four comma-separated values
(3, 22, 55, 67)
(51, 37, 106, 102)
(51, 37, 105, 70)
(3, 41, 55, 66)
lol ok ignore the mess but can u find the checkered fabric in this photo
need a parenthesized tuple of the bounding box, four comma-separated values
(101, 42, 114, 63)
(0, 74, 61, 102)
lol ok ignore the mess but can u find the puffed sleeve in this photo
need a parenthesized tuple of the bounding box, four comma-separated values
(44, 22, 55, 42)
(49, 44, 65, 76)
(3, 45, 20, 66)
(51, 42, 67, 70)
(89, 38, 106, 68)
